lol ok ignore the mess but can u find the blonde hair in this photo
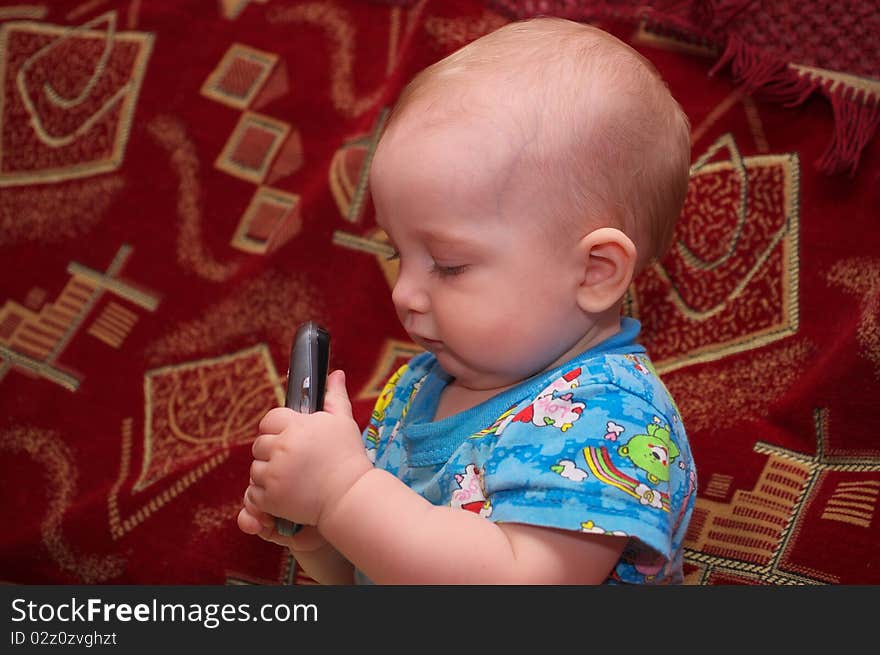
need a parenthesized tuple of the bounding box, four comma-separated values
(385, 18, 691, 269)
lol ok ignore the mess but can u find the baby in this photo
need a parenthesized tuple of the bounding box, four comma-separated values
(239, 17, 696, 584)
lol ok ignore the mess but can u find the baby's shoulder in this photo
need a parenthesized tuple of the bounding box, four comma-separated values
(562, 352, 679, 423)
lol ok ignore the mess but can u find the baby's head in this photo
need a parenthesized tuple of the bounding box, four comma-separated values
(369, 18, 690, 391)
(379, 17, 690, 270)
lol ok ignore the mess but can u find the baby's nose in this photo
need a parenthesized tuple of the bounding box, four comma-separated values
(391, 270, 430, 315)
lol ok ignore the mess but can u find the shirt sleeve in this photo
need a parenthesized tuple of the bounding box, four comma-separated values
(481, 372, 689, 582)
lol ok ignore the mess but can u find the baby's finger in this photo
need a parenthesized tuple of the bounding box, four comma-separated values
(237, 506, 264, 535)
(249, 460, 269, 487)
(322, 370, 353, 418)
(251, 433, 278, 461)
(245, 484, 267, 511)
(258, 407, 297, 435)
(242, 487, 274, 527)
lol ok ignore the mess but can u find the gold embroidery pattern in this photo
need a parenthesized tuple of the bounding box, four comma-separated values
(357, 338, 423, 401)
(704, 473, 735, 500)
(424, 9, 509, 51)
(266, 1, 425, 118)
(631, 20, 717, 58)
(0, 244, 158, 390)
(665, 340, 813, 434)
(201, 43, 280, 111)
(87, 301, 139, 349)
(742, 96, 770, 153)
(684, 408, 880, 584)
(146, 115, 241, 282)
(686, 453, 818, 581)
(108, 347, 284, 537)
(201, 43, 304, 254)
(24, 287, 46, 310)
(688, 91, 770, 154)
(1, 426, 125, 582)
(220, 0, 268, 21)
(215, 111, 290, 184)
(66, 0, 113, 22)
(790, 64, 880, 103)
(0, 12, 153, 186)
(820, 480, 879, 528)
(0, 6, 48, 21)
(138, 344, 284, 492)
(826, 257, 880, 377)
(333, 227, 398, 289)
(689, 91, 744, 147)
(329, 107, 388, 223)
(631, 134, 800, 374)
(0, 174, 124, 246)
(194, 501, 243, 534)
(108, 418, 234, 539)
(126, 0, 141, 29)
(231, 186, 302, 254)
(144, 269, 322, 365)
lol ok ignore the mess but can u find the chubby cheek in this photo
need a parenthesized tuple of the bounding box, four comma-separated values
(435, 292, 560, 375)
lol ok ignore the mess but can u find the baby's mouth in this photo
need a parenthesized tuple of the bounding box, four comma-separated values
(415, 335, 443, 350)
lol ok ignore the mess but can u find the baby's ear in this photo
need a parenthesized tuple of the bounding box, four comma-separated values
(575, 227, 637, 314)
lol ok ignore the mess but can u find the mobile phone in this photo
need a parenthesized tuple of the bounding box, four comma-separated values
(274, 321, 331, 537)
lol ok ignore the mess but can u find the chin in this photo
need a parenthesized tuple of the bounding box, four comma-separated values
(435, 352, 516, 390)
(433, 349, 475, 379)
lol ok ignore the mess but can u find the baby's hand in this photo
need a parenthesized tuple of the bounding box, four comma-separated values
(237, 486, 328, 553)
(244, 370, 371, 530)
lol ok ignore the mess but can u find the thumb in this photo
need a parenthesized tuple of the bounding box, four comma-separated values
(322, 369, 353, 418)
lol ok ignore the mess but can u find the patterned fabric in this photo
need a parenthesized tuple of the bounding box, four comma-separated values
(361, 319, 697, 584)
(1, 0, 878, 586)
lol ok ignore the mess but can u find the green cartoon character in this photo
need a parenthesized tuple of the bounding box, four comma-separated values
(617, 418, 679, 484)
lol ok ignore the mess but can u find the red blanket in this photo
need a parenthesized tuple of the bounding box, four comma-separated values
(1, 0, 878, 585)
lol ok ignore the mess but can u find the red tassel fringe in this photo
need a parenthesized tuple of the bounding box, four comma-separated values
(711, 33, 879, 176)
(820, 91, 880, 176)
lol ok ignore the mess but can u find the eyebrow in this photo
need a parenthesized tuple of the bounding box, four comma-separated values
(418, 229, 473, 247)
(377, 218, 482, 252)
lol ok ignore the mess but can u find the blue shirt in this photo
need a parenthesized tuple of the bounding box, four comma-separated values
(359, 318, 696, 584)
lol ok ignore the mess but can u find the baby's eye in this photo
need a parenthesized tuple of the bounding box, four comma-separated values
(431, 262, 468, 277)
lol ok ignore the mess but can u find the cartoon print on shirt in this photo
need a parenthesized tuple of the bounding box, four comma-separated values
(580, 520, 627, 536)
(551, 459, 589, 481)
(365, 364, 407, 459)
(634, 483, 664, 509)
(582, 445, 672, 512)
(624, 354, 648, 374)
(451, 464, 492, 517)
(364, 369, 423, 461)
(538, 367, 582, 396)
(617, 417, 680, 484)
(671, 466, 697, 535)
(469, 404, 518, 440)
(512, 368, 585, 432)
(400, 377, 422, 427)
(603, 421, 625, 441)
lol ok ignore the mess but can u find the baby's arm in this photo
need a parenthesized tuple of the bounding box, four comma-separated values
(319, 468, 627, 584)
